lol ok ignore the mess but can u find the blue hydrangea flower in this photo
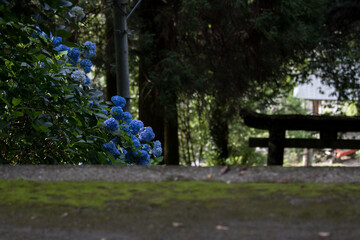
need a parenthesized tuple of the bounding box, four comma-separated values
(68, 6, 85, 20)
(52, 36, 62, 47)
(80, 59, 92, 73)
(55, 44, 70, 52)
(120, 123, 131, 135)
(103, 141, 120, 156)
(89, 100, 94, 107)
(151, 140, 162, 157)
(68, 47, 81, 65)
(33, 26, 49, 39)
(131, 134, 141, 148)
(136, 150, 150, 166)
(85, 75, 91, 85)
(104, 118, 119, 132)
(142, 144, 151, 152)
(111, 106, 124, 120)
(124, 148, 132, 162)
(152, 147, 162, 157)
(70, 70, 86, 83)
(139, 127, 155, 142)
(100, 107, 108, 114)
(111, 96, 126, 108)
(38, 61, 45, 68)
(123, 112, 132, 124)
(84, 41, 96, 59)
(129, 120, 144, 135)
(153, 140, 161, 149)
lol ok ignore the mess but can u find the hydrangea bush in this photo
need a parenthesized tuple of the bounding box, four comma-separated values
(0, 2, 162, 165)
(101, 95, 163, 165)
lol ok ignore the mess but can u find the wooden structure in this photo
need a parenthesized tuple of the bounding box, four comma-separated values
(241, 109, 360, 165)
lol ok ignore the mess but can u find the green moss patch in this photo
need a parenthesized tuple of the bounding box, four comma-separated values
(1, 180, 360, 222)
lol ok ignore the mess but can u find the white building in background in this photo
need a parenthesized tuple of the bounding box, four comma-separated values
(293, 75, 338, 115)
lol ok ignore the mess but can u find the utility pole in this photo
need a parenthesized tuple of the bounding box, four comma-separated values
(113, 0, 130, 112)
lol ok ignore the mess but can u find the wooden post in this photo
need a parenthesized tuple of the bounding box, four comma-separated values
(268, 128, 285, 165)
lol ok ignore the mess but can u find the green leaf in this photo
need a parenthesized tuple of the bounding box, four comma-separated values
(0, 120, 11, 129)
(12, 98, 21, 107)
(61, 41, 77, 48)
(94, 113, 108, 120)
(70, 23, 80, 30)
(39, 121, 53, 128)
(56, 29, 72, 38)
(35, 54, 46, 61)
(12, 111, 24, 117)
(0, 96, 10, 107)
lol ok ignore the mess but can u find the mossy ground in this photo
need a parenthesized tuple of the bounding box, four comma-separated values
(1, 180, 360, 219)
(1, 180, 360, 239)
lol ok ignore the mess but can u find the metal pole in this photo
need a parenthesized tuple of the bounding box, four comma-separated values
(113, 0, 130, 112)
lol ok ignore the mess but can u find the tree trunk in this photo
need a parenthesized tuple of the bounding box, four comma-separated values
(105, 10, 117, 101)
(137, 0, 180, 165)
(138, 57, 165, 150)
(210, 97, 229, 165)
(163, 92, 179, 165)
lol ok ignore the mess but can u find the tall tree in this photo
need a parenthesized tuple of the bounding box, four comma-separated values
(179, 0, 327, 164)
(136, 0, 181, 164)
(104, 7, 117, 101)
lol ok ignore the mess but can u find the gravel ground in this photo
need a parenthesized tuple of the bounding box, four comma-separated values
(1, 165, 360, 183)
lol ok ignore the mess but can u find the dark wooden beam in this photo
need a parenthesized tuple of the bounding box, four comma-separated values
(250, 138, 360, 149)
(241, 109, 360, 132)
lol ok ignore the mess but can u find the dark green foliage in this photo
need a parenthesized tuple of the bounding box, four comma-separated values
(299, 0, 360, 102)
(0, 1, 109, 163)
(178, 0, 328, 163)
(180, 0, 326, 99)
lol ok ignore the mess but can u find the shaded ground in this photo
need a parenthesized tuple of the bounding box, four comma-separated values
(1, 180, 360, 240)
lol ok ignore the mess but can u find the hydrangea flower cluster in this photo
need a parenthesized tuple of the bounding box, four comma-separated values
(102, 95, 163, 165)
(84, 41, 96, 59)
(70, 70, 86, 83)
(55, 40, 96, 85)
(68, 6, 85, 21)
(33, 26, 95, 86)
(80, 59, 92, 73)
